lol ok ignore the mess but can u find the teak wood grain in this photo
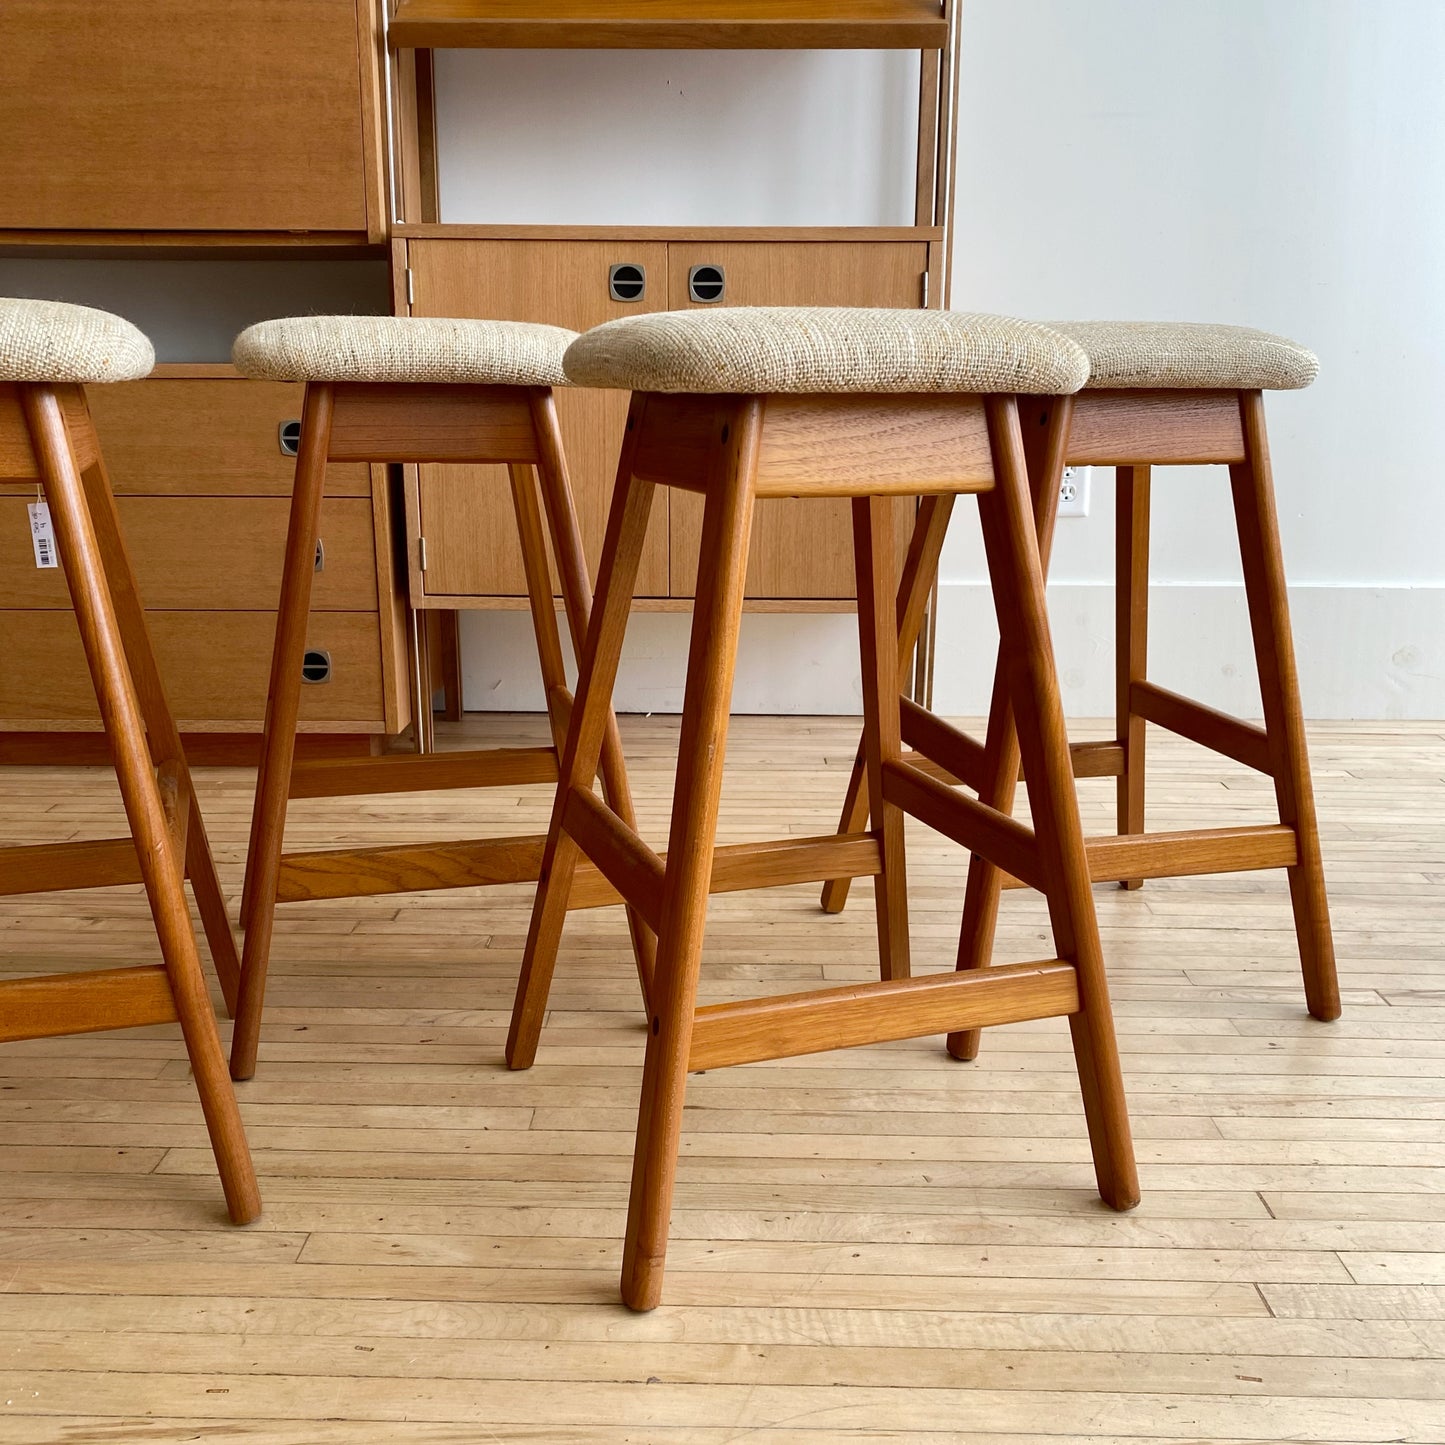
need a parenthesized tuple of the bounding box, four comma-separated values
(232, 379, 654, 1080)
(508, 388, 1137, 1311)
(0, 0, 380, 236)
(388, 0, 948, 51)
(0, 382, 258, 1225)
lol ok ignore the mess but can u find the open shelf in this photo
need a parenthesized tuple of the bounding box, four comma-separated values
(388, 1, 948, 51)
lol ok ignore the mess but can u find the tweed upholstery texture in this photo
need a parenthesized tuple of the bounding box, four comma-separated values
(232, 315, 577, 387)
(563, 308, 1091, 396)
(0, 298, 154, 384)
(1050, 321, 1318, 391)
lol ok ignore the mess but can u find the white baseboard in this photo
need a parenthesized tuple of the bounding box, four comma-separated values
(456, 584, 1445, 720)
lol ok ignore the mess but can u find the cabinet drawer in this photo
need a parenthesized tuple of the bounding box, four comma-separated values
(0, 611, 387, 729)
(0, 497, 379, 612)
(0, 0, 372, 234)
(86, 380, 371, 498)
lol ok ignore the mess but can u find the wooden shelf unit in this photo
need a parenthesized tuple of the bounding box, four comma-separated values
(388, 4, 962, 656)
(388, 0, 947, 50)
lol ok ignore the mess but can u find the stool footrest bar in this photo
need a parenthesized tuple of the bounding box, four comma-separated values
(1000, 823, 1299, 890)
(882, 757, 1047, 891)
(1130, 681, 1273, 774)
(900, 699, 987, 792)
(0, 965, 177, 1043)
(1067, 740, 1127, 779)
(688, 961, 1080, 1072)
(566, 827, 885, 914)
(563, 786, 666, 933)
(0, 838, 142, 896)
(289, 746, 559, 800)
(275, 835, 546, 903)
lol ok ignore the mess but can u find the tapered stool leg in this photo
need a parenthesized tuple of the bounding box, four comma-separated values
(975, 396, 1138, 1209)
(528, 392, 658, 1003)
(70, 432, 243, 1013)
(232, 384, 335, 1080)
(621, 410, 760, 1312)
(949, 398, 1071, 1059)
(24, 386, 260, 1225)
(507, 434, 660, 1071)
(1231, 394, 1340, 1021)
(1115, 464, 1151, 889)
(852, 495, 911, 981)
(820, 495, 955, 922)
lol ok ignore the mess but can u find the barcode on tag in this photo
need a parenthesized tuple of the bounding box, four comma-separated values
(28, 501, 58, 569)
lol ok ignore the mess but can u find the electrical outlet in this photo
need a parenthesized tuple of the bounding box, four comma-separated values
(1058, 465, 1091, 518)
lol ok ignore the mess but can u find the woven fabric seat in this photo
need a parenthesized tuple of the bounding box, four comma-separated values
(1050, 321, 1318, 391)
(232, 315, 577, 387)
(563, 307, 1090, 396)
(0, 298, 154, 384)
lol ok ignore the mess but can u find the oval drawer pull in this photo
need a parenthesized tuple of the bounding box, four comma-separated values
(301, 649, 332, 685)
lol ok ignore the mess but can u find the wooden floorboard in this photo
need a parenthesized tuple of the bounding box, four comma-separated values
(0, 714, 1441, 1442)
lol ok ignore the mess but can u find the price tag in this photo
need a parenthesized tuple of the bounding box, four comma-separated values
(28, 501, 58, 569)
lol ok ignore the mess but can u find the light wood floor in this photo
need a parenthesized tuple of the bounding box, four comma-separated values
(1, 714, 1442, 1443)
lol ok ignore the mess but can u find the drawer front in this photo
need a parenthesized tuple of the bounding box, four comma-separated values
(85, 380, 371, 498)
(0, 611, 387, 728)
(0, 496, 379, 612)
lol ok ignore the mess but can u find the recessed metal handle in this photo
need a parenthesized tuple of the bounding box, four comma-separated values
(301, 649, 332, 685)
(688, 265, 726, 304)
(609, 262, 647, 303)
(314, 539, 325, 573)
(279, 420, 301, 457)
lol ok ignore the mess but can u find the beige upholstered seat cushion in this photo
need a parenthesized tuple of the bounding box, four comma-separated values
(0, 298, 154, 384)
(563, 308, 1090, 396)
(1050, 321, 1318, 391)
(232, 315, 577, 387)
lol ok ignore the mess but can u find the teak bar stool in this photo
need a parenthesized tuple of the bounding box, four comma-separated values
(506, 308, 1140, 1311)
(0, 299, 259, 1224)
(822, 321, 1340, 1049)
(229, 315, 653, 1081)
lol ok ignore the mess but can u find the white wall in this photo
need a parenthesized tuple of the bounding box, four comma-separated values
(439, 1, 1445, 719)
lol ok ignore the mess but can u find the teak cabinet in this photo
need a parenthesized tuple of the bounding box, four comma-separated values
(0, 0, 388, 242)
(0, 371, 410, 748)
(398, 231, 935, 607)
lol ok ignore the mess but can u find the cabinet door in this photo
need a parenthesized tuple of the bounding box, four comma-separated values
(0, 1, 372, 233)
(407, 240, 672, 600)
(667, 242, 928, 601)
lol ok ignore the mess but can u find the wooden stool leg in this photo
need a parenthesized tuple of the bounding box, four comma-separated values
(1231, 393, 1340, 1021)
(1116, 464, 1151, 888)
(232, 384, 335, 1080)
(950, 397, 1072, 1060)
(507, 461, 572, 756)
(621, 406, 760, 1313)
(852, 495, 910, 981)
(975, 395, 1138, 1210)
(821, 494, 954, 914)
(527, 392, 657, 1005)
(506, 409, 659, 1072)
(24, 386, 260, 1225)
(68, 410, 242, 1014)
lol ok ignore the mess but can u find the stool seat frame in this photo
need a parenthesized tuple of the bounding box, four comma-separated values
(0, 381, 259, 1224)
(232, 380, 654, 1080)
(507, 387, 1141, 1311)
